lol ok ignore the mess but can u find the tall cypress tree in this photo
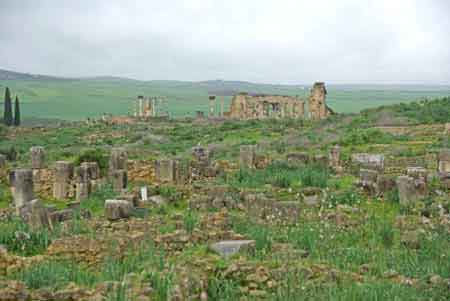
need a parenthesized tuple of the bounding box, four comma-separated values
(14, 96, 21, 126)
(3, 87, 13, 126)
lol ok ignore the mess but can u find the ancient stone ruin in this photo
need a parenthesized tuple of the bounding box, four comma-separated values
(109, 148, 128, 192)
(309, 82, 334, 120)
(227, 94, 305, 119)
(135, 96, 167, 119)
(30, 146, 46, 169)
(53, 161, 73, 200)
(10, 169, 34, 213)
(222, 82, 333, 120)
(135, 95, 155, 118)
(240, 145, 257, 169)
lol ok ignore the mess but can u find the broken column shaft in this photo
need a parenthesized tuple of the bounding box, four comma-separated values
(10, 169, 34, 212)
(53, 161, 74, 200)
(30, 146, 46, 169)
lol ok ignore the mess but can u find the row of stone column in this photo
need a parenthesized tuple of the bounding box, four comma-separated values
(9, 147, 130, 214)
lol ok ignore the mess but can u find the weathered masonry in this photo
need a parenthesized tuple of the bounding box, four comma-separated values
(135, 96, 167, 118)
(227, 94, 305, 119)
(223, 82, 333, 120)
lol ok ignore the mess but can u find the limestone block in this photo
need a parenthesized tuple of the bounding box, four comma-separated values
(53, 161, 73, 199)
(10, 169, 34, 212)
(396, 175, 427, 206)
(111, 169, 127, 192)
(438, 149, 450, 174)
(359, 169, 379, 195)
(209, 240, 255, 258)
(329, 145, 341, 168)
(351, 153, 385, 171)
(267, 201, 301, 225)
(76, 182, 90, 201)
(407, 167, 428, 181)
(240, 145, 256, 169)
(30, 146, 46, 169)
(19, 199, 49, 230)
(287, 152, 309, 166)
(109, 148, 128, 174)
(104, 200, 133, 221)
(155, 159, 175, 183)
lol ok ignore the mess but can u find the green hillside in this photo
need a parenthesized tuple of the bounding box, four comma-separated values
(0, 70, 449, 121)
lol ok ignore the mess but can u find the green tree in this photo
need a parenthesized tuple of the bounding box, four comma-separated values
(3, 87, 13, 126)
(14, 96, 21, 126)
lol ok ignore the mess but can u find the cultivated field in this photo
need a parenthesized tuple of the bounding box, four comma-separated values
(1, 77, 449, 121)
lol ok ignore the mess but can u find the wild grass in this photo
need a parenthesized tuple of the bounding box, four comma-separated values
(222, 161, 329, 189)
(0, 217, 53, 256)
(11, 260, 96, 290)
(183, 209, 198, 234)
(80, 183, 115, 215)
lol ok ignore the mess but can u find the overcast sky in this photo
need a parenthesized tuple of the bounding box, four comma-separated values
(0, 0, 449, 84)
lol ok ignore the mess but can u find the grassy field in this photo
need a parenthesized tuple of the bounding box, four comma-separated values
(1, 98, 450, 299)
(0, 77, 449, 121)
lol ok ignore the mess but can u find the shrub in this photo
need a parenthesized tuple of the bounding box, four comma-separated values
(0, 146, 17, 161)
(74, 148, 108, 175)
(392, 97, 450, 124)
(340, 128, 395, 146)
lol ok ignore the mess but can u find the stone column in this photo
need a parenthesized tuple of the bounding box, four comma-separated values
(191, 146, 211, 180)
(75, 164, 91, 201)
(155, 159, 176, 183)
(109, 148, 128, 175)
(30, 146, 46, 169)
(10, 169, 34, 213)
(438, 149, 450, 175)
(137, 96, 144, 117)
(240, 145, 256, 169)
(329, 145, 341, 169)
(209, 96, 216, 118)
(111, 169, 127, 192)
(152, 98, 157, 117)
(396, 175, 427, 206)
(53, 161, 73, 200)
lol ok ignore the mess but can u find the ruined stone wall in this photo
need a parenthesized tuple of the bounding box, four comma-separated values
(128, 160, 156, 183)
(228, 94, 305, 120)
(226, 82, 332, 121)
(309, 82, 332, 120)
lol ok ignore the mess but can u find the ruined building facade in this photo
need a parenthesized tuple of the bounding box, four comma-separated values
(224, 82, 333, 120)
(227, 94, 305, 119)
(135, 96, 155, 118)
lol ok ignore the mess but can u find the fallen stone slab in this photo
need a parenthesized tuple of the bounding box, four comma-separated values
(209, 240, 255, 258)
(19, 199, 50, 230)
(104, 200, 134, 221)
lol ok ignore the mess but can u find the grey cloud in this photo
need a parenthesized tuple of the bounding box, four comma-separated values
(0, 0, 449, 84)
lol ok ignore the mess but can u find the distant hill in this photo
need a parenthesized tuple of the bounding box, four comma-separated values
(0, 69, 61, 81)
(0, 69, 306, 95)
(0, 68, 449, 121)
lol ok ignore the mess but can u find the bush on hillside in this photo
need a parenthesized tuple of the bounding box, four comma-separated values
(391, 97, 450, 124)
(74, 148, 108, 174)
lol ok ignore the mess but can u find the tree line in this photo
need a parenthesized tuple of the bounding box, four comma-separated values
(2, 87, 21, 126)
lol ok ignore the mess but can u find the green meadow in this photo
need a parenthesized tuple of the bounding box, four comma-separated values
(0, 78, 449, 121)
